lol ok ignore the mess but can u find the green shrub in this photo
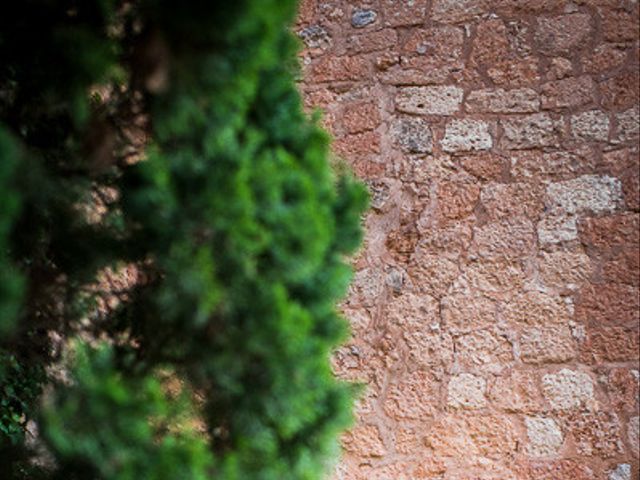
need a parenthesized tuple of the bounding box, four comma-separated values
(0, 1, 367, 479)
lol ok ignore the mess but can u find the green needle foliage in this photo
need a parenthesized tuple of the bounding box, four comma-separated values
(0, 1, 367, 479)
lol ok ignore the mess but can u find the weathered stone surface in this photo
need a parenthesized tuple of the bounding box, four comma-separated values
(501, 113, 562, 149)
(582, 43, 628, 74)
(580, 326, 640, 363)
(579, 213, 639, 251)
(574, 282, 639, 326)
(342, 102, 380, 133)
(426, 415, 518, 459)
(403, 328, 455, 372)
(333, 130, 380, 156)
(454, 329, 514, 374)
(614, 106, 639, 144)
(351, 9, 377, 28)
(466, 88, 540, 113)
(383, 370, 439, 419)
(562, 411, 624, 458)
(538, 250, 591, 290)
(441, 119, 493, 152)
(542, 369, 595, 410)
(381, 0, 429, 27)
(608, 464, 631, 480)
(342, 424, 387, 457)
(536, 14, 592, 55)
(510, 148, 598, 181)
(297, 24, 331, 50)
(501, 290, 572, 325)
(571, 110, 610, 142)
(525, 460, 596, 479)
(525, 416, 564, 457)
(519, 325, 577, 364)
(629, 416, 639, 457)
(442, 292, 496, 333)
(346, 29, 397, 54)
(546, 175, 622, 214)
(601, 7, 639, 42)
(487, 56, 540, 87)
(447, 373, 487, 409)
(390, 116, 432, 153)
(546, 56, 573, 80)
(437, 174, 480, 220)
(537, 214, 578, 244)
(458, 259, 526, 297)
(298, 2, 639, 477)
(489, 371, 542, 413)
(409, 250, 461, 298)
(600, 71, 640, 110)
(541, 76, 596, 109)
(605, 368, 639, 413)
(310, 55, 369, 82)
(481, 182, 544, 221)
(460, 152, 508, 181)
(473, 217, 536, 260)
(395, 86, 463, 116)
(432, 0, 488, 23)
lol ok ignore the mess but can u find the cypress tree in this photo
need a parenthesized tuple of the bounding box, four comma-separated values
(0, 2, 367, 479)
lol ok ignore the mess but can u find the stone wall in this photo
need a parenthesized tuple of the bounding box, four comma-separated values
(296, 1, 639, 479)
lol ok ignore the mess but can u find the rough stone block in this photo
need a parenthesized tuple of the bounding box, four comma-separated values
(629, 416, 639, 458)
(575, 282, 639, 326)
(582, 43, 628, 74)
(500, 290, 572, 326)
(608, 464, 631, 480)
(489, 371, 542, 413)
(562, 411, 624, 458)
(571, 110, 610, 142)
(538, 250, 592, 291)
(501, 113, 562, 150)
(466, 88, 540, 113)
(546, 175, 622, 214)
(487, 57, 540, 87)
(473, 217, 536, 261)
(525, 416, 564, 457)
(454, 329, 514, 374)
(381, 0, 429, 27)
(541, 76, 596, 109)
(395, 86, 463, 115)
(441, 119, 493, 152)
(342, 102, 380, 134)
(480, 182, 544, 221)
(537, 214, 578, 244)
(310, 55, 369, 82)
(519, 325, 577, 364)
(614, 106, 639, 144)
(342, 424, 387, 457)
(390, 116, 432, 153)
(437, 174, 481, 219)
(383, 370, 439, 420)
(432, 0, 489, 23)
(600, 71, 640, 110)
(447, 373, 487, 409)
(542, 369, 595, 410)
(535, 14, 592, 55)
(580, 326, 640, 364)
(441, 292, 496, 333)
(346, 29, 397, 54)
(351, 9, 377, 28)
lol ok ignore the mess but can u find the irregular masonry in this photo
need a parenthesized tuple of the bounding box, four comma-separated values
(298, 0, 639, 478)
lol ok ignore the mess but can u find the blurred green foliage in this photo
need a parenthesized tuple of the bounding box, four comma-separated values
(0, 1, 367, 479)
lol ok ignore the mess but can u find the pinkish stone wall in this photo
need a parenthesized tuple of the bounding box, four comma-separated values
(296, 1, 640, 479)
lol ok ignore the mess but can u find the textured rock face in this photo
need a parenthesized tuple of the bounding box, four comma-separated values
(298, 0, 639, 477)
